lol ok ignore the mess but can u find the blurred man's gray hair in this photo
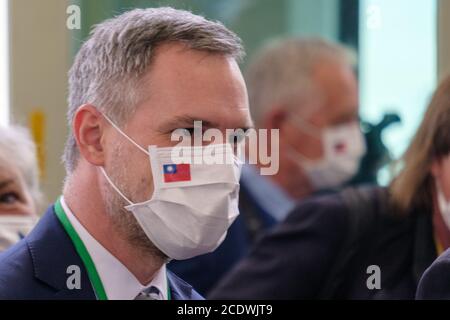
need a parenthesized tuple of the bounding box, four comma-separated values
(0, 126, 42, 211)
(245, 38, 356, 126)
(64, 7, 245, 173)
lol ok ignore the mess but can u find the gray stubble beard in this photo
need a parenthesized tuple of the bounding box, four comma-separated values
(103, 142, 169, 264)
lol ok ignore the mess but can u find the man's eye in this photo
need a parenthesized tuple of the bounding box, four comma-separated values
(180, 128, 195, 136)
(0, 192, 20, 205)
(229, 130, 248, 144)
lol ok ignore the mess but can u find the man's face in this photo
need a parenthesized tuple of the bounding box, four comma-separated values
(0, 163, 36, 217)
(284, 60, 359, 160)
(278, 60, 359, 196)
(101, 43, 251, 253)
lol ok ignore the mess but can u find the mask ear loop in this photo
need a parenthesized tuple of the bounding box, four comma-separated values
(102, 112, 150, 156)
(289, 113, 322, 137)
(99, 167, 134, 206)
(100, 112, 158, 205)
(286, 113, 325, 164)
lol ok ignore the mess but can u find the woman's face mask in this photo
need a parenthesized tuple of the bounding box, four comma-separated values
(433, 156, 450, 231)
(0, 215, 37, 252)
(287, 114, 366, 191)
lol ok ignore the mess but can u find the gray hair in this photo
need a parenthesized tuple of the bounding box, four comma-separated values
(64, 7, 244, 173)
(245, 38, 356, 126)
(0, 126, 42, 210)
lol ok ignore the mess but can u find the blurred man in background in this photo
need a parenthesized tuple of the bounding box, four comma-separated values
(170, 38, 366, 295)
(244, 38, 364, 200)
(0, 126, 39, 252)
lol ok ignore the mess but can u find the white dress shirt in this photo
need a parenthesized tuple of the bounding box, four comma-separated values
(60, 196, 168, 300)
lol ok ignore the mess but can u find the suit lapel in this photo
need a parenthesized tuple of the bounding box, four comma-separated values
(26, 206, 96, 299)
(27, 205, 198, 300)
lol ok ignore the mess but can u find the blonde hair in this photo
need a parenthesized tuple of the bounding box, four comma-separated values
(390, 76, 450, 213)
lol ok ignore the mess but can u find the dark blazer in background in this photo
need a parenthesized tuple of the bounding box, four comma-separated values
(209, 187, 437, 299)
(0, 205, 203, 300)
(416, 248, 450, 299)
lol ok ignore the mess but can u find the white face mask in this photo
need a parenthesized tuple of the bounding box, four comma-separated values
(101, 115, 242, 260)
(0, 215, 37, 252)
(288, 115, 366, 190)
(436, 181, 450, 231)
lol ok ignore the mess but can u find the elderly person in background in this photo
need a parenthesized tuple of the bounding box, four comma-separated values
(170, 38, 366, 295)
(0, 125, 40, 251)
(244, 38, 364, 200)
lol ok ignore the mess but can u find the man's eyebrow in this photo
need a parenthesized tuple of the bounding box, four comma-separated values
(160, 115, 254, 131)
(0, 179, 14, 190)
(160, 115, 217, 131)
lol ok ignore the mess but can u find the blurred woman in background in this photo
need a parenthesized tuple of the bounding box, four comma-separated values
(409, 76, 450, 299)
(210, 75, 450, 299)
(0, 126, 40, 252)
(390, 75, 450, 257)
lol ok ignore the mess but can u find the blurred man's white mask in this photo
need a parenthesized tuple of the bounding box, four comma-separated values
(288, 115, 366, 190)
(0, 215, 37, 252)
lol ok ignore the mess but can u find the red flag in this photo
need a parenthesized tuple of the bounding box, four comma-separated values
(163, 164, 191, 183)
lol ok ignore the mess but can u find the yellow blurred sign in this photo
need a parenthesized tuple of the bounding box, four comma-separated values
(29, 110, 45, 179)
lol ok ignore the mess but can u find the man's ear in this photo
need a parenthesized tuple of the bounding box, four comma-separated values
(263, 106, 288, 130)
(73, 104, 106, 167)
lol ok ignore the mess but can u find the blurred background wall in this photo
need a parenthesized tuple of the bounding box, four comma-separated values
(0, 0, 446, 206)
(7, 0, 69, 206)
(439, 0, 450, 81)
(70, 0, 343, 65)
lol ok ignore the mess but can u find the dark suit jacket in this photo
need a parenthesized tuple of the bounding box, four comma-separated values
(209, 188, 437, 299)
(168, 181, 276, 295)
(0, 205, 203, 300)
(416, 248, 450, 299)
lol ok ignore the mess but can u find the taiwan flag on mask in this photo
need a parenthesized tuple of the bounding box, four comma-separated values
(163, 164, 191, 183)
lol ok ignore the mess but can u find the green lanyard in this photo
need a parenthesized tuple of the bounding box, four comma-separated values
(54, 198, 171, 300)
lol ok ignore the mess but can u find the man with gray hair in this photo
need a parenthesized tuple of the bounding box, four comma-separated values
(0, 7, 252, 300)
(243, 37, 364, 202)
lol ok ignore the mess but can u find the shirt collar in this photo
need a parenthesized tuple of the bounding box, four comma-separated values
(241, 164, 295, 221)
(60, 196, 168, 300)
